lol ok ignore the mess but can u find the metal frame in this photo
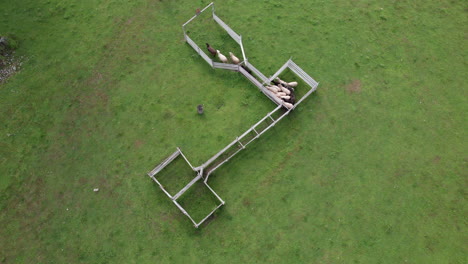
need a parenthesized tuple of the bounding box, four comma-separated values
(202, 104, 292, 182)
(148, 2, 319, 228)
(268, 58, 319, 109)
(147, 148, 225, 228)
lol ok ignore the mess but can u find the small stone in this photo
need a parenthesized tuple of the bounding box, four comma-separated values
(93, 188, 99, 192)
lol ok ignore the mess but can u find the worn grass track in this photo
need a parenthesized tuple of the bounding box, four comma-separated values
(0, 0, 466, 263)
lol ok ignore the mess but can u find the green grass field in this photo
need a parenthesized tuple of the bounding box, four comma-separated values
(0, 0, 466, 263)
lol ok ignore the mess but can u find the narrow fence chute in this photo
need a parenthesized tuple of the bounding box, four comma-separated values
(213, 62, 239, 71)
(239, 66, 282, 106)
(244, 61, 269, 83)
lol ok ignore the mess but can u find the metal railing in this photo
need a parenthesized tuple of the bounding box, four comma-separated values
(213, 62, 239, 71)
(244, 61, 269, 84)
(213, 13, 242, 44)
(147, 148, 225, 228)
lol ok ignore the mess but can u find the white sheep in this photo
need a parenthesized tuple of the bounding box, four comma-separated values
(275, 77, 288, 86)
(266, 86, 279, 93)
(281, 95, 290, 100)
(217, 50, 228, 63)
(276, 92, 286, 97)
(278, 84, 291, 95)
(229, 52, 240, 64)
(287, 81, 298, 87)
(266, 86, 275, 93)
(270, 85, 281, 92)
(283, 102, 294, 109)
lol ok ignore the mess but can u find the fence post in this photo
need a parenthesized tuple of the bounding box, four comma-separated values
(240, 35, 247, 63)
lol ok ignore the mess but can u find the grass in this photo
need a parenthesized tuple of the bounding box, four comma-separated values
(187, 7, 244, 63)
(277, 69, 311, 101)
(0, 0, 466, 263)
(177, 181, 222, 224)
(152, 155, 196, 196)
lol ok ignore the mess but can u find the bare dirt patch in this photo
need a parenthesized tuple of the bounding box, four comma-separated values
(345, 79, 362, 93)
(242, 197, 252, 207)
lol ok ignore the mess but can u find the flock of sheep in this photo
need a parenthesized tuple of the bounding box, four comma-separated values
(206, 43, 298, 109)
(265, 78, 297, 109)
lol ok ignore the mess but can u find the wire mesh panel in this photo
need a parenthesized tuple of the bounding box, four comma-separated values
(212, 14, 241, 44)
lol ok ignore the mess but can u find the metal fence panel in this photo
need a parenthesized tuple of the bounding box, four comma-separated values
(186, 35, 213, 66)
(294, 84, 317, 108)
(239, 67, 263, 89)
(195, 202, 224, 228)
(185, 34, 198, 51)
(213, 14, 241, 44)
(245, 61, 269, 83)
(269, 60, 290, 82)
(239, 67, 282, 105)
(290, 69, 317, 90)
(199, 47, 214, 66)
(289, 66, 315, 86)
(239, 38, 247, 62)
(182, 2, 214, 27)
(201, 138, 240, 169)
(288, 60, 318, 88)
(213, 62, 239, 71)
(148, 149, 180, 177)
(172, 174, 202, 200)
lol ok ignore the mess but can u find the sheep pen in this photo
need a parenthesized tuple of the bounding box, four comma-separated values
(148, 2, 319, 228)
